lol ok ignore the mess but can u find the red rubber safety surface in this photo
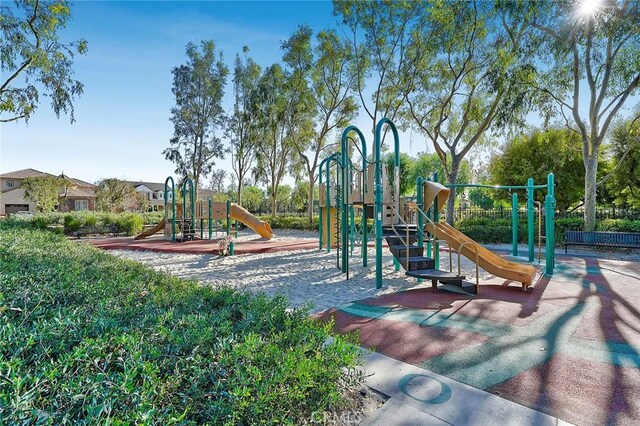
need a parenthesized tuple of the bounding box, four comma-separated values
(317, 254, 640, 426)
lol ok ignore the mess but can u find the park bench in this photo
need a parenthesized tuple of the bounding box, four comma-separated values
(72, 225, 120, 238)
(564, 230, 640, 253)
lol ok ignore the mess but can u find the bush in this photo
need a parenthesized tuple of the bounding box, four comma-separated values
(6, 211, 158, 236)
(258, 215, 319, 231)
(114, 213, 144, 236)
(456, 218, 526, 244)
(63, 214, 83, 232)
(596, 219, 640, 233)
(141, 211, 165, 225)
(0, 225, 362, 424)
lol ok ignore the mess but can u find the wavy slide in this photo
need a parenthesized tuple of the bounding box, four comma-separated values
(134, 218, 166, 240)
(425, 222, 537, 286)
(230, 203, 274, 239)
(423, 181, 536, 287)
(135, 205, 273, 240)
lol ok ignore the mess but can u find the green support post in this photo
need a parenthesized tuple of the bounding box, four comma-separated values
(341, 126, 368, 275)
(374, 118, 400, 289)
(433, 172, 440, 270)
(326, 155, 334, 253)
(416, 176, 424, 283)
(512, 192, 518, 256)
(164, 177, 176, 242)
(208, 199, 212, 240)
(318, 156, 329, 250)
(527, 177, 534, 262)
(226, 199, 234, 255)
(417, 177, 424, 250)
(545, 173, 555, 274)
(182, 178, 195, 232)
(425, 177, 432, 258)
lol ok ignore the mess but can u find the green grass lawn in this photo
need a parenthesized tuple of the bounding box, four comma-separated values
(0, 224, 361, 424)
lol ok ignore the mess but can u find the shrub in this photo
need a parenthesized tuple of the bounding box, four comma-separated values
(63, 214, 83, 232)
(141, 211, 165, 225)
(0, 225, 362, 424)
(596, 219, 640, 233)
(114, 213, 144, 236)
(257, 215, 318, 230)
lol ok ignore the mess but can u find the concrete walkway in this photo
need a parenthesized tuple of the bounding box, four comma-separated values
(361, 350, 571, 425)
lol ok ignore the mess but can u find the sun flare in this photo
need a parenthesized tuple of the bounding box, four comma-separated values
(579, 0, 601, 16)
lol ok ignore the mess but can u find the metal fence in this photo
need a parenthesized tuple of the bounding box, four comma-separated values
(449, 206, 640, 224)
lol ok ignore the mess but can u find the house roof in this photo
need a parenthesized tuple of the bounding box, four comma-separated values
(126, 181, 165, 192)
(61, 188, 96, 198)
(198, 189, 216, 199)
(0, 168, 54, 179)
(60, 173, 96, 188)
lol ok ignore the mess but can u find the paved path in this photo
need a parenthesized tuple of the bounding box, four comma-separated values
(360, 350, 570, 425)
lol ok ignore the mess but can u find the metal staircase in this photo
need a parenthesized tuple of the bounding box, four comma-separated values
(383, 224, 477, 294)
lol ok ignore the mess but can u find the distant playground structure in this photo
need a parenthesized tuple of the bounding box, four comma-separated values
(319, 118, 556, 293)
(135, 176, 273, 247)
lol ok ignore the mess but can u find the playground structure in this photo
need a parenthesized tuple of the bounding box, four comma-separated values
(319, 118, 556, 292)
(135, 176, 273, 247)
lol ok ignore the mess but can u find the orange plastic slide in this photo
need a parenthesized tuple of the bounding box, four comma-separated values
(423, 181, 536, 287)
(425, 222, 537, 286)
(230, 203, 274, 239)
(134, 218, 166, 240)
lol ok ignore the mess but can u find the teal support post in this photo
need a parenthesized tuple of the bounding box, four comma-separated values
(182, 178, 195, 231)
(226, 199, 234, 255)
(545, 173, 555, 274)
(417, 177, 424, 250)
(208, 199, 212, 240)
(318, 156, 330, 250)
(326, 155, 336, 253)
(425, 177, 432, 258)
(323, 155, 335, 252)
(527, 178, 534, 262)
(416, 176, 425, 283)
(164, 176, 176, 242)
(433, 172, 440, 270)
(512, 192, 519, 256)
(341, 126, 368, 274)
(374, 118, 400, 289)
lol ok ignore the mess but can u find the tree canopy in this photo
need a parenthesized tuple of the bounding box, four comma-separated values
(489, 128, 586, 210)
(22, 175, 68, 212)
(527, 0, 640, 230)
(163, 41, 228, 195)
(1, 0, 88, 123)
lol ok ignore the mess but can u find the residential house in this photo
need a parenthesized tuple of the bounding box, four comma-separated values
(126, 181, 170, 211)
(58, 173, 97, 212)
(0, 168, 96, 216)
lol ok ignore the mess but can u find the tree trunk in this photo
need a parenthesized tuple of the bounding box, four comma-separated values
(445, 161, 459, 225)
(584, 152, 598, 231)
(271, 195, 277, 218)
(237, 180, 243, 205)
(307, 172, 315, 224)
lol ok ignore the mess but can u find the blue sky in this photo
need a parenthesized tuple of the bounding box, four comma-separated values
(3, 0, 388, 185)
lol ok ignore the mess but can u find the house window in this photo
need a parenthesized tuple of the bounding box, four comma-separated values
(75, 200, 89, 211)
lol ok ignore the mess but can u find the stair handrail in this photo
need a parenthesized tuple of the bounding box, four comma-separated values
(456, 241, 480, 290)
(413, 204, 451, 267)
(382, 202, 414, 271)
(535, 201, 542, 262)
(385, 202, 449, 272)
